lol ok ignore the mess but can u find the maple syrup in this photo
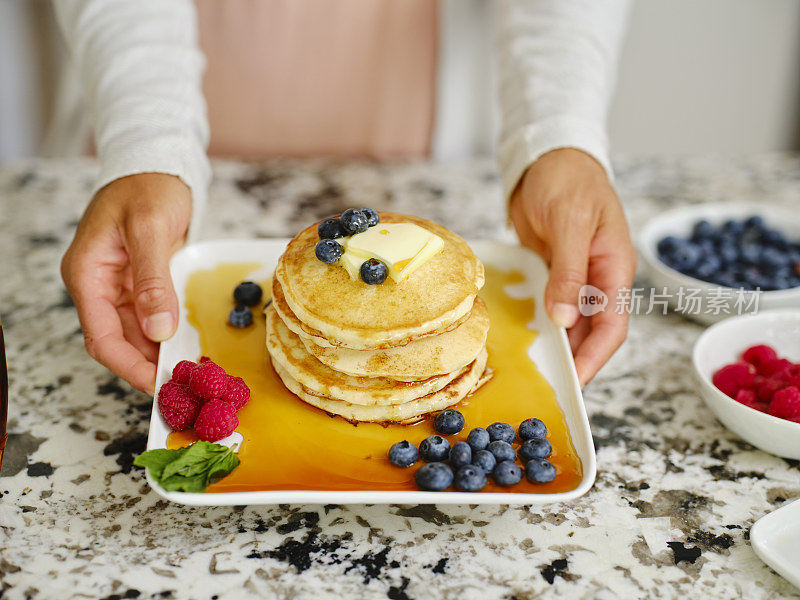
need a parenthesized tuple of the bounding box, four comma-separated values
(169, 263, 582, 494)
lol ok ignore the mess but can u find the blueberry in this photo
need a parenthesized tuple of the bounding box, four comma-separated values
(761, 228, 786, 247)
(760, 247, 790, 272)
(660, 254, 678, 270)
(488, 440, 515, 463)
(740, 244, 761, 265)
(518, 438, 552, 462)
(693, 255, 723, 280)
(518, 418, 547, 441)
(691, 220, 715, 241)
(454, 465, 487, 492)
(388, 440, 418, 467)
(743, 267, 765, 287)
(449, 442, 472, 468)
(419, 435, 451, 462)
(657, 236, 681, 256)
(486, 422, 515, 443)
(745, 215, 765, 231)
(696, 238, 716, 257)
(669, 242, 702, 272)
(771, 275, 793, 290)
(718, 243, 739, 265)
(340, 208, 369, 235)
(233, 281, 263, 306)
(361, 208, 380, 227)
(466, 427, 490, 452)
(315, 239, 343, 264)
(434, 409, 465, 435)
(493, 461, 523, 486)
(317, 217, 347, 239)
(722, 220, 745, 236)
(773, 265, 795, 281)
(415, 462, 453, 491)
(360, 259, 388, 284)
(228, 305, 253, 328)
(471, 450, 497, 474)
(525, 459, 557, 483)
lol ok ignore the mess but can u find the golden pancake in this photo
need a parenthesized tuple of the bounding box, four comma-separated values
(299, 297, 490, 381)
(276, 213, 484, 349)
(271, 349, 489, 423)
(265, 305, 465, 406)
(271, 276, 469, 349)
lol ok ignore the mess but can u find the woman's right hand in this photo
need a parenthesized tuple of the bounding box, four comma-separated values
(61, 173, 192, 395)
(509, 149, 636, 386)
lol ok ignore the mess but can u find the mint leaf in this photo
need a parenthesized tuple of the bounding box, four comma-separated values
(133, 447, 186, 480)
(135, 441, 239, 493)
(160, 472, 209, 493)
(161, 440, 229, 480)
(207, 451, 240, 486)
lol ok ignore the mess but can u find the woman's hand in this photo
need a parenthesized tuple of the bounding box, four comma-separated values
(509, 148, 636, 386)
(61, 173, 192, 395)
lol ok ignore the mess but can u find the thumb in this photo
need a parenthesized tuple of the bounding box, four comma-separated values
(544, 216, 593, 329)
(129, 232, 179, 342)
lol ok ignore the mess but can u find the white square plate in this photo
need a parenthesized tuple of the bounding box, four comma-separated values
(146, 240, 596, 505)
(751, 499, 800, 589)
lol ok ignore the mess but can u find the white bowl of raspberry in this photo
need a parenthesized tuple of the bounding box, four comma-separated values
(639, 203, 800, 325)
(692, 309, 800, 459)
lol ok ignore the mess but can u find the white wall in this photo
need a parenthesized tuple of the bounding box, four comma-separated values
(610, 0, 800, 154)
(0, 1, 44, 161)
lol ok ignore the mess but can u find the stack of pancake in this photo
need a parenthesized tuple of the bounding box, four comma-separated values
(266, 213, 490, 423)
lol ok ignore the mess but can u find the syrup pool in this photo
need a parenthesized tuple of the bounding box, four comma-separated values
(168, 263, 582, 494)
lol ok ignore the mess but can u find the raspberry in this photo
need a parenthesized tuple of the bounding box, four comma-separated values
(735, 388, 768, 412)
(788, 371, 800, 389)
(189, 360, 228, 400)
(712, 362, 756, 398)
(171, 360, 197, 385)
(193, 399, 239, 441)
(756, 376, 785, 403)
(221, 376, 250, 411)
(741, 345, 778, 372)
(158, 382, 202, 431)
(761, 358, 794, 378)
(768, 386, 800, 423)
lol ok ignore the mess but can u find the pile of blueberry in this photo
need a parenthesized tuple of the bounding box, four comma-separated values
(315, 208, 389, 285)
(228, 281, 264, 328)
(388, 409, 556, 492)
(657, 216, 800, 291)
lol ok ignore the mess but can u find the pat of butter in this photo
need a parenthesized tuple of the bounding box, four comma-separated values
(339, 250, 363, 281)
(342, 223, 444, 282)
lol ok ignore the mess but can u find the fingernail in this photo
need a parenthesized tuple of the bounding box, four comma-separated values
(551, 303, 579, 328)
(144, 312, 175, 341)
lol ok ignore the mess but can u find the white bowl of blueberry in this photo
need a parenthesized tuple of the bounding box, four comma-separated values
(638, 203, 800, 324)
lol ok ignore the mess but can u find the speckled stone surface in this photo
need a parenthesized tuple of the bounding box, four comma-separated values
(1, 155, 799, 599)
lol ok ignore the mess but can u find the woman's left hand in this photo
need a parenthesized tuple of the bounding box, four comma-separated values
(509, 148, 637, 386)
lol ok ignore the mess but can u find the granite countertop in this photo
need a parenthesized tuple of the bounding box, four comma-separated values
(1, 155, 799, 599)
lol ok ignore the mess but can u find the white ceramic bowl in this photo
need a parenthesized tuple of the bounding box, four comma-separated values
(692, 310, 800, 459)
(639, 202, 800, 324)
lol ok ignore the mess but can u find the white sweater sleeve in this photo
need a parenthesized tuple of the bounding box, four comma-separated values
(495, 0, 630, 200)
(53, 0, 210, 239)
